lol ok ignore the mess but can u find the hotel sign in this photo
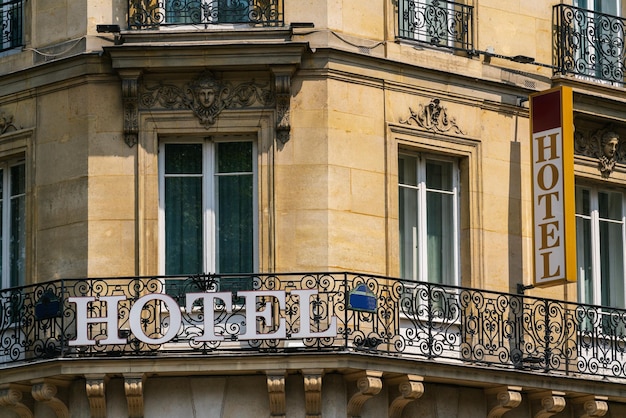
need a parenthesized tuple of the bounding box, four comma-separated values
(530, 87, 576, 287)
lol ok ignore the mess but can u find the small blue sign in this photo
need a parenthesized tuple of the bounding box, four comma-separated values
(348, 284, 377, 313)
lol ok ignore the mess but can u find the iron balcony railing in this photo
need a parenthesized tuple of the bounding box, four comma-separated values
(2, 272, 626, 381)
(398, 0, 473, 51)
(553, 3, 625, 85)
(0, 0, 23, 53)
(128, 0, 284, 29)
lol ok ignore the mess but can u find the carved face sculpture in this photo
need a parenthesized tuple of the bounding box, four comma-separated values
(196, 87, 216, 109)
(603, 133, 619, 159)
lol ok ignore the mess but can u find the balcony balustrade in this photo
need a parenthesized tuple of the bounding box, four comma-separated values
(0, 0, 23, 53)
(1, 272, 625, 382)
(398, 0, 473, 51)
(127, 0, 283, 29)
(553, 3, 625, 85)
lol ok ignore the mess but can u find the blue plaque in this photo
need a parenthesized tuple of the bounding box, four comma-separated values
(348, 284, 377, 313)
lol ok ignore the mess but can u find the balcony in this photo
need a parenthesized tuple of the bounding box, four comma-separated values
(2, 272, 626, 382)
(553, 4, 625, 85)
(127, 0, 284, 29)
(0, 0, 23, 53)
(398, 0, 474, 51)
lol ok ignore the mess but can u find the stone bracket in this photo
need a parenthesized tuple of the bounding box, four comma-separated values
(0, 384, 34, 418)
(346, 370, 383, 418)
(486, 386, 522, 418)
(119, 70, 142, 148)
(302, 369, 323, 418)
(571, 395, 609, 418)
(267, 370, 287, 417)
(85, 375, 108, 418)
(530, 391, 566, 418)
(124, 373, 145, 418)
(388, 374, 424, 418)
(31, 381, 69, 418)
(271, 66, 296, 145)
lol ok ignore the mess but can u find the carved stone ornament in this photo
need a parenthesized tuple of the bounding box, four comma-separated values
(31, 382, 69, 418)
(574, 125, 624, 178)
(302, 369, 323, 418)
(400, 98, 465, 135)
(0, 110, 18, 135)
(388, 375, 424, 418)
(140, 70, 274, 129)
(346, 370, 383, 418)
(266, 371, 286, 418)
(124, 374, 145, 418)
(0, 385, 34, 418)
(122, 75, 140, 147)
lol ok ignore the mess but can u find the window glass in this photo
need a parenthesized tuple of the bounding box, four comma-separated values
(0, 161, 25, 290)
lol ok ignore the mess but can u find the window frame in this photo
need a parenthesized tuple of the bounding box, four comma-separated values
(0, 157, 25, 290)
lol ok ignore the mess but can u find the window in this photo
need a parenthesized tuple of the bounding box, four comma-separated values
(159, 139, 257, 290)
(0, 0, 23, 53)
(398, 153, 459, 285)
(0, 160, 25, 289)
(165, 0, 250, 25)
(576, 184, 626, 307)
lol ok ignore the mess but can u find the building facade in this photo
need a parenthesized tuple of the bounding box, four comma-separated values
(1, 0, 626, 416)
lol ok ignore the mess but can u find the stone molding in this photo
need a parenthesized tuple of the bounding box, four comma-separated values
(85, 375, 107, 418)
(124, 374, 145, 418)
(399, 98, 465, 135)
(346, 370, 383, 418)
(0, 385, 33, 418)
(31, 382, 69, 418)
(486, 386, 522, 418)
(267, 370, 286, 418)
(302, 369, 323, 418)
(388, 374, 424, 418)
(530, 391, 566, 418)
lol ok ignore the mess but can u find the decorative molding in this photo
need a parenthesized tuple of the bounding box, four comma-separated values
(267, 371, 286, 418)
(574, 125, 624, 178)
(124, 374, 145, 418)
(140, 70, 274, 129)
(531, 391, 566, 418)
(85, 376, 107, 418)
(120, 70, 142, 147)
(346, 370, 383, 418)
(486, 386, 522, 418)
(302, 369, 323, 418)
(31, 382, 69, 418)
(400, 98, 465, 135)
(271, 66, 294, 144)
(0, 385, 34, 418)
(0, 110, 18, 135)
(572, 396, 609, 418)
(388, 375, 424, 418)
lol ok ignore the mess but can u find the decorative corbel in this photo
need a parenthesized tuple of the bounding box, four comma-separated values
(302, 369, 323, 418)
(119, 70, 142, 147)
(85, 375, 108, 418)
(346, 370, 383, 418)
(271, 66, 295, 145)
(0, 384, 33, 418)
(571, 395, 608, 418)
(388, 374, 424, 418)
(31, 381, 69, 418)
(530, 391, 566, 418)
(486, 386, 522, 418)
(124, 374, 145, 418)
(267, 370, 287, 417)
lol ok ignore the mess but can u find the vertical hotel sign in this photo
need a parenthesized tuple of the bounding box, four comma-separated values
(530, 87, 576, 287)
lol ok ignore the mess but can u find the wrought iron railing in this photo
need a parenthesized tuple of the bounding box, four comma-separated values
(2, 273, 626, 381)
(0, 0, 23, 53)
(398, 0, 473, 51)
(128, 0, 284, 29)
(553, 4, 625, 85)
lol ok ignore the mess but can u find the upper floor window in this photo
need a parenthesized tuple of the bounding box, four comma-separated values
(159, 138, 257, 281)
(128, 0, 284, 29)
(576, 184, 626, 308)
(397, 0, 474, 51)
(398, 153, 459, 285)
(0, 0, 23, 53)
(0, 160, 25, 289)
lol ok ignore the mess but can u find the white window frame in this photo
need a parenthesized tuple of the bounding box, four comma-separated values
(398, 151, 460, 286)
(158, 137, 258, 276)
(0, 158, 25, 289)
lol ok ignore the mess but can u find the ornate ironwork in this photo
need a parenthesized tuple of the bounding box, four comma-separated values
(398, 0, 473, 51)
(0, 0, 22, 53)
(2, 273, 626, 382)
(553, 4, 626, 85)
(128, 0, 284, 29)
(400, 98, 464, 134)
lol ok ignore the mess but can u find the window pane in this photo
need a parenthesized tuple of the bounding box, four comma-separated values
(426, 160, 453, 191)
(427, 189, 454, 284)
(217, 142, 252, 173)
(576, 215, 593, 304)
(598, 190, 622, 221)
(165, 144, 202, 174)
(217, 174, 253, 274)
(165, 176, 203, 275)
(599, 219, 625, 307)
(399, 185, 419, 281)
(576, 186, 591, 216)
(398, 155, 417, 187)
(10, 194, 24, 288)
